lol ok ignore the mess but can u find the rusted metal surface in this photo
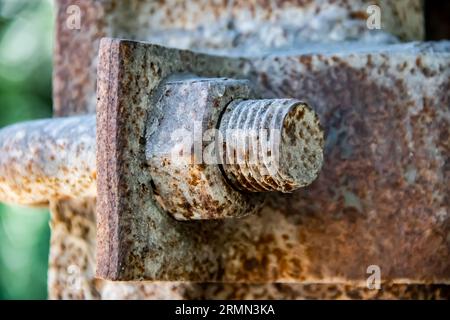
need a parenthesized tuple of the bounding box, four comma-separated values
(121, 0, 424, 45)
(97, 40, 450, 283)
(147, 77, 323, 220)
(197, 283, 450, 300)
(0, 116, 96, 205)
(42, 0, 445, 299)
(220, 99, 323, 193)
(0, 80, 322, 220)
(54, 0, 424, 116)
(96, 38, 450, 283)
(95, 40, 246, 279)
(146, 77, 264, 220)
(248, 41, 450, 283)
(48, 197, 99, 299)
(48, 197, 450, 299)
(54, 0, 108, 116)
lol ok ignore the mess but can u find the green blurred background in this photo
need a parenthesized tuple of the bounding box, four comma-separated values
(0, 0, 53, 299)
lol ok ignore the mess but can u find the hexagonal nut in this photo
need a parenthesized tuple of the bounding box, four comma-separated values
(145, 77, 265, 220)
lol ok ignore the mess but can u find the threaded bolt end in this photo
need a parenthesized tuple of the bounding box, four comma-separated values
(219, 99, 324, 193)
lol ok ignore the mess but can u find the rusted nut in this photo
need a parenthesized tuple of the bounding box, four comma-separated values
(0, 116, 96, 205)
(146, 77, 324, 220)
(146, 77, 265, 221)
(219, 99, 324, 193)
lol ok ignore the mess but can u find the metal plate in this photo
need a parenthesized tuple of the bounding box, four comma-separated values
(96, 38, 449, 282)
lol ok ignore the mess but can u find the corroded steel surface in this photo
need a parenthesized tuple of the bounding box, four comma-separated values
(96, 39, 246, 280)
(96, 39, 450, 283)
(54, 0, 424, 116)
(146, 78, 323, 220)
(0, 116, 96, 205)
(220, 99, 324, 193)
(146, 77, 265, 220)
(0, 77, 323, 220)
(48, 197, 450, 299)
(46, 0, 444, 299)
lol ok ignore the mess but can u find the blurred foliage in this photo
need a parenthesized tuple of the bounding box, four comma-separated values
(0, 0, 53, 299)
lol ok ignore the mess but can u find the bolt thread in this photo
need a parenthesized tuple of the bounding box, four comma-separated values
(219, 99, 324, 193)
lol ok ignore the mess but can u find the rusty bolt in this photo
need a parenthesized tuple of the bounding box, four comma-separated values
(147, 77, 324, 221)
(219, 99, 324, 193)
(146, 77, 265, 221)
(0, 78, 323, 221)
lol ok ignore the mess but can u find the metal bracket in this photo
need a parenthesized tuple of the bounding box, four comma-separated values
(96, 38, 450, 283)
